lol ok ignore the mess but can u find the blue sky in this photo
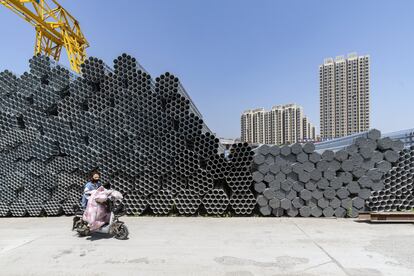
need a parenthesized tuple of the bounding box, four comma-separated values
(1, 0, 413, 138)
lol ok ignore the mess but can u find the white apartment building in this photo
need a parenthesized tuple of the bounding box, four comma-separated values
(265, 106, 283, 145)
(320, 53, 370, 139)
(241, 104, 316, 145)
(303, 117, 316, 142)
(240, 108, 266, 144)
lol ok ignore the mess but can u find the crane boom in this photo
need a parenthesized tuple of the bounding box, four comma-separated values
(1, 0, 89, 73)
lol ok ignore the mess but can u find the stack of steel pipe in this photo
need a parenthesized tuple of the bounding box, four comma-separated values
(0, 54, 409, 218)
(252, 129, 404, 218)
(0, 54, 250, 217)
(124, 190, 148, 216)
(202, 188, 230, 215)
(366, 146, 414, 212)
(174, 189, 202, 215)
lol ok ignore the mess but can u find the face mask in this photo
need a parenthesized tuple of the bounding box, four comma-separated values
(91, 179, 99, 183)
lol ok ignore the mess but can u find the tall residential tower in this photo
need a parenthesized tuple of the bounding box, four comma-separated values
(319, 53, 370, 139)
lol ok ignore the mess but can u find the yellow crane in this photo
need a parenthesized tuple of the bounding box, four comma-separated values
(1, 0, 89, 73)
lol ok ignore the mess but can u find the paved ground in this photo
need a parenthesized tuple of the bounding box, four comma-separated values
(0, 217, 413, 276)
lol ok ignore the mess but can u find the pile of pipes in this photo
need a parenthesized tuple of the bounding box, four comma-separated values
(0, 54, 255, 217)
(367, 147, 414, 212)
(0, 54, 411, 218)
(253, 130, 404, 217)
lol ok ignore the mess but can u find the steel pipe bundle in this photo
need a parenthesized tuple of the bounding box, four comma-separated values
(0, 54, 252, 217)
(229, 190, 256, 215)
(202, 188, 230, 215)
(124, 191, 148, 216)
(26, 200, 44, 216)
(188, 168, 214, 196)
(148, 189, 174, 215)
(252, 130, 404, 217)
(174, 189, 202, 215)
(366, 146, 414, 212)
(0, 54, 410, 218)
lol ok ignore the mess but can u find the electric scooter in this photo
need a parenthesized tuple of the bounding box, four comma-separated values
(72, 196, 129, 240)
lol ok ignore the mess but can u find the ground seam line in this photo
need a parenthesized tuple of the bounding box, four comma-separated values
(292, 220, 351, 276)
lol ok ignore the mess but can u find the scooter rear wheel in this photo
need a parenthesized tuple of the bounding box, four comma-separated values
(115, 224, 129, 240)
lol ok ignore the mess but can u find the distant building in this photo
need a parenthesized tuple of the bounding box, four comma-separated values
(241, 104, 316, 145)
(219, 137, 241, 150)
(240, 108, 265, 144)
(319, 53, 370, 139)
(303, 116, 316, 142)
(265, 106, 283, 145)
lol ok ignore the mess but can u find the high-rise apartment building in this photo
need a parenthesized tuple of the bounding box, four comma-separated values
(319, 53, 370, 139)
(265, 106, 283, 145)
(303, 116, 316, 141)
(240, 108, 265, 144)
(241, 104, 316, 145)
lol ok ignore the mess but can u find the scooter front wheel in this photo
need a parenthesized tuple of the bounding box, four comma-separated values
(115, 224, 129, 240)
(77, 226, 90, 237)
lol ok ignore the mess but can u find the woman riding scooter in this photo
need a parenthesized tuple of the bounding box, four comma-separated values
(81, 171, 102, 210)
(73, 177, 129, 240)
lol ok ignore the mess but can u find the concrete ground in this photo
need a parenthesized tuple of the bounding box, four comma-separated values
(0, 217, 413, 276)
